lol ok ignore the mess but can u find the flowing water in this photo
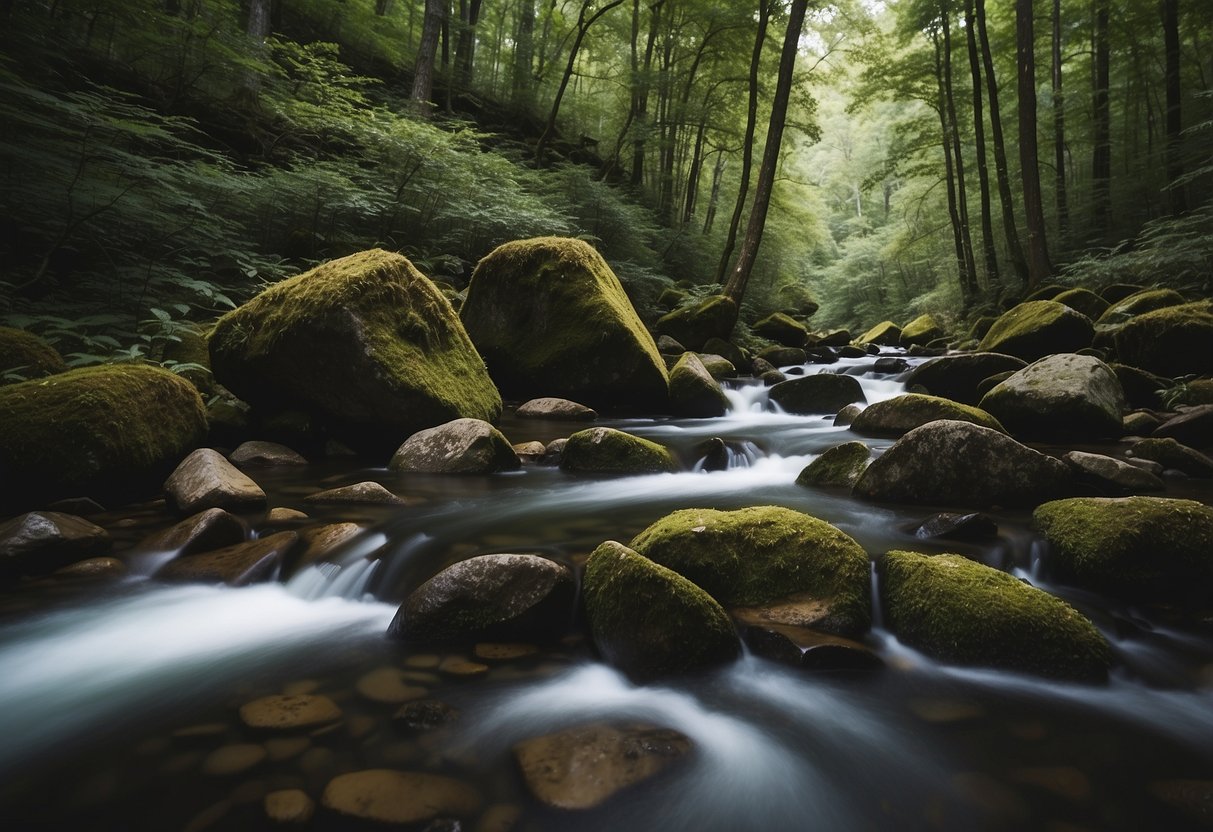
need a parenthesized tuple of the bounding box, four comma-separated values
(1, 356, 1212, 831)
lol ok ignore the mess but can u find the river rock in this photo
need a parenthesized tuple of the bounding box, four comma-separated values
(696, 353, 736, 379)
(654, 294, 737, 351)
(978, 301, 1094, 361)
(0, 511, 110, 579)
(1034, 496, 1213, 603)
(387, 553, 574, 644)
(515, 397, 597, 421)
(321, 770, 480, 825)
(668, 352, 729, 417)
(1053, 287, 1110, 321)
(394, 699, 458, 732)
(913, 512, 998, 540)
(1114, 300, 1213, 376)
(1127, 437, 1213, 477)
(900, 313, 944, 347)
(209, 249, 501, 451)
(1154, 404, 1213, 448)
(355, 667, 426, 705)
(136, 508, 245, 556)
(656, 334, 685, 354)
(303, 481, 406, 505)
(903, 353, 1027, 405)
(752, 312, 808, 347)
(857, 321, 902, 346)
(460, 237, 668, 409)
(0, 364, 207, 506)
(1097, 287, 1187, 323)
(758, 345, 808, 367)
(702, 337, 747, 373)
(290, 522, 363, 574)
(833, 403, 863, 426)
(1100, 283, 1145, 303)
(559, 427, 677, 475)
(157, 531, 296, 586)
(735, 616, 882, 671)
(853, 420, 1072, 508)
(769, 373, 866, 415)
(880, 550, 1110, 681)
(582, 541, 739, 679)
(850, 393, 1004, 437)
(0, 326, 65, 383)
(264, 789, 315, 824)
(513, 722, 692, 810)
(230, 441, 307, 466)
(629, 506, 870, 635)
(540, 438, 567, 465)
(513, 441, 547, 463)
(239, 693, 342, 731)
(1063, 451, 1166, 495)
(202, 743, 266, 776)
(1109, 363, 1169, 409)
(873, 357, 909, 374)
(53, 557, 126, 580)
(978, 354, 1125, 440)
(389, 418, 520, 474)
(164, 448, 267, 514)
(795, 442, 871, 488)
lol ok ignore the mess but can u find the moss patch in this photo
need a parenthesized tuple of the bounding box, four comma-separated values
(796, 442, 871, 488)
(880, 550, 1110, 681)
(978, 301, 1094, 361)
(668, 353, 728, 417)
(850, 393, 1005, 437)
(654, 295, 738, 351)
(857, 321, 902, 346)
(1127, 437, 1213, 477)
(1113, 300, 1213, 377)
(0, 327, 66, 384)
(1097, 288, 1187, 323)
(560, 427, 677, 475)
(900, 314, 944, 347)
(752, 312, 808, 347)
(1053, 288, 1110, 321)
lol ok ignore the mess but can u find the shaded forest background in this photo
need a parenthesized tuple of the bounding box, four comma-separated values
(0, 0, 1210, 372)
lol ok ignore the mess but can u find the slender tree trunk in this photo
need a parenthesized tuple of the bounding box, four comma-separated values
(375, 0, 392, 15)
(1051, 0, 1069, 244)
(976, 0, 1029, 284)
(942, 9, 977, 298)
(1163, 0, 1186, 214)
(455, 0, 483, 88)
(512, 0, 535, 109)
(703, 154, 725, 234)
(935, 27, 974, 301)
(631, 0, 664, 187)
(1016, 0, 1052, 286)
(721, 0, 808, 315)
(411, 0, 446, 110)
(441, 3, 453, 111)
(683, 117, 708, 224)
(965, 0, 999, 284)
(241, 0, 273, 96)
(1092, 0, 1111, 235)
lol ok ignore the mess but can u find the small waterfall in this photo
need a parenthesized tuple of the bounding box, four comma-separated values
(286, 558, 380, 601)
(724, 384, 769, 414)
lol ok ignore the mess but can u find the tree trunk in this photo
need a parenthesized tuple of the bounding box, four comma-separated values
(1163, 0, 1186, 214)
(976, 0, 1029, 284)
(455, 0, 483, 89)
(1092, 0, 1111, 235)
(683, 117, 708, 224)
(935, 27, 974, 301)
(242, 0, 273, 96)
(512, 0, 535, 109)
(703, 154, 725, 235)
(631, 0, 664, 187)
(965, 0, 999, 284)
(1051, 0, 1068, 243)
(942, 8, 978, 298)
(411, 0, 446, 110)
(375, 0, 392, 15)
(721, 0, 808, 316)
(1016, 0, 1052, 286)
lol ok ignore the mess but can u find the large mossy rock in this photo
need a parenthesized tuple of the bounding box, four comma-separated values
(459, 237, 669, 410)
(1053, 288, 1110, 321)
(654, 295, 738, 351)
(560, 427, 677, 475)
(0, 327, 66, 384)
(0, 364, 207, 506)
(857, 321, 902, 347)
(768, 373, 866, 415)
(903, 353, 1027, 405)
(1033, 496, 1213, 603)
(977, 301, 1094, 361)
(1113, 301, 1213, 376)
(795, 441, 872, 489)
(1097, 288, 1187, 323)
(752, 312, 808, 348)
(776, 283, 819, 317)
(628, 506, 871, 635)
(388, 418, 520, 474)
(582, 540, 739, 680)
(880, 550, 1110, 681)
(854, 420, 1071, 508)
(209, 249, 501, 451)
(899, 314, 944, 347)
(850, 393, 1004, 437)
(978, 354, 1125, 440)
(668, 352, 729, 417)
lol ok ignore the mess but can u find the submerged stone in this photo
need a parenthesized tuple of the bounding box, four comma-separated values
(157, 531, 296, 586)
(321, 770, 480, 825)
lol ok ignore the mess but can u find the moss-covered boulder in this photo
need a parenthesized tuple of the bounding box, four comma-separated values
(696, 353, 736, 379)
(795, 442, 872, 488)
(654, 295, 738, 351)
(702, 337, 747, 374)
(1053, 288, 1110, 322)
(967, 316, 998, 342)
(668, 353, 729, 417)
(977, 301, 1094, 361)
(209, 249, 500, 451)
(854, 420, 1072, 508)
(857, 321, 902, 347)
(757, 346, 807, 367)
(769, 373, 866, 415)
(752, 312, 808, 348)
(459, 237, 668, 410)
(1023, 283, 1066, 303)
(880, 550, 1110, 681)
(560, 427, 677, 475)
(1113, 301, 1213, 376)
(850, 394, 1004, 437)
(903, 352, 1027, 405)
(0, 364, 207, 506)
(657, 287, 688, 310)
(1100, 283, 1144, 303)
(582, 540, 739, 680)
(1097, 288, 1187, 323)
(776, 283, 819, 317)
(1034, 496, 1213, 602)
(0, 327, 66, 384)
(1127, 437, 1213, 477)
(978, 354, 1125, 440)
(900, 314, 944, 347)
(628, 506, 871, 635)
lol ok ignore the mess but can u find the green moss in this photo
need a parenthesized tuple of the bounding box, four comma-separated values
(657, 287, 688, 309)
(1097, 288, 1187, 323)
(967, 316, 998, 341)
(0, 364, 206, 504)
(880, 550, 1110, 681)
(582, 540, 739, 680)
(752, 312, 808, 347)
(701, 337, 747, 373)
(1033, 496, 1213, 602)
(1113, 300, 1213, 376)
(159, 323, 214, 395)
(776, 283, 819, 317)
(1053, 288, 1110, 321)
(560, 427, 677, 475)
(850, 393, 1005, 437)
(900, 314, 944, 347)
(796, 441, 871, 488)
(1128, 437, 1213, 477)
(0, 327, 66, 383)
(628, 506, 871, 634)
(1022, 283, 1066, 303)
(655, 295, 738, 351)
(668, 353, 728, 417)
(695, 353, 736, 379)
(857, 321, 901, 346)
(978, 300, 1094, 361)
(757, 346, 807, 367)
(460, 237, 668, 409)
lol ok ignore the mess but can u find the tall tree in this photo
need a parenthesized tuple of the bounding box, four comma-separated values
(1163, 0, 1187, 214)
(1051, 0, 1068, 242)
(630, 0, 664, 187)
(940, 6, 977, 298)
(964, 0, 999, 284)
(454, 0, 484, 89)
(512, 0, 536, 110)
(411, 0, 447, 110)
(1015, 0, 1052, 286)
(1092, 0, 1111, 235)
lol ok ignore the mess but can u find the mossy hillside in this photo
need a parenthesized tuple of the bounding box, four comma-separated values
(1053, 288, 1110, 321)
(459, 237, 669, 410)
(1113, 300, 1213, 376)
(899, 314, 944, 347)
(559, 427, 678, 475)
(1033, 496, 1213, 602)
(1096, 288, 1187, 323)
(0, 327, 66, 383)
(849, 393, 1005, 437)
(582, 540, 740, 680)
(795, 441, 871, 488)
(857, 320, 901, 346)
(654, 295, 739, 351)
(977, 301, 1094, 361)
(209, 249, 501, 448)
(880, 550, 1110, 681)
(0, 364, 207, 504)
(628, 506, 871, 635)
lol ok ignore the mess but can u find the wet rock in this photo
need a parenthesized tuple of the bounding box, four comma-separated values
(355, 667, 427, 705)
(1127, 437, 1213, 477)
(202, 744, 266, 776)
(512, 441, 546, 463)
(266, 507, 308, 522)
(838, 345, 867, 358)
(1098, 287, 1187, 323)
(873, 357, 909, 374)
(1063, 451, 1166, 495)
(833, 403, 863, 426)
(439, 656, 489, 676)
(736, 617, 882, 671)
(264, 789, 314, 824)
(1034, 496, 1213, 603)
(387, 553, 575, 644)
(540, 438, 567, 466)
(1123, 411, 1162, 436)
(902, 352, 1027, 405)
(1053, 288, 1110, 321)
(694, 437, 730, 472)
(157, 531, 296, 586)
(321, 770, 480, 825)
(656, 335, 685, 355)
(752, 312, 808, 347)
(239, 694, 342, 731)
(654, 295, 737, 351)
(303, 481, 406, 505)
(750, 357, 777, 376)
(629, 506, 870, 635)
(900, 314, 944, 347)
(53, 556, 127, 580)
(880, 550, 1109, 681)
(164, 449, 267, 515)
(389, 418, 520, 474)
(513, 722, 692, 810)
(1154, 404, 1213, 449)
(851, 393, 1004, 437)
(1114, 301, 1213, 376)
(758, 346, 808, 367)
(394, 699, 459, 732)
(979, 354, 1125, 440)
(515, 397, 597, 421)
(696, 353, 736, 379)
(978, 301, 1094, 361)
(583, 541, 739, 679)
(805, 346, 840, 364)
(45, 496, 105, 516)
(0, 511, 110, 579)
(230, 441, 307, 466)
(761, 370, 787, 386)
(1149, 780, 1213, 827)
(853, 420, 1072, 508)
(559, 427, 677, 475)
(769, 373, 866, 415)
(702, 337, 747, 374)
(816, 329, 853, 348)
(913, 512, 998, 540)
(796, 442, 871, 489)
(668, 352, 729, 417)
(136, 508, 245, 557)
(857, 321, 902, 347)
(291, 522, 363, 574)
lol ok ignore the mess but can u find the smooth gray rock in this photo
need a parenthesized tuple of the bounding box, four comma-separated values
(389, 418, 520, 474)
(979, 354, 1125, 439)
(164, 448, 266, 514)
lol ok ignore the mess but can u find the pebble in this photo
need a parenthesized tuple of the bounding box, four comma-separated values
(439, 656, 489, 676)
(264, 737, 311, 761)
(239, 694, 342, 731)
(473, 643, 539, 661)
(264, 789, 315, 824)
(321, 769, 481, 825)
(355, 667, 428, 705)
(202, 744, 267, 776)
(405, 654, 441, 669)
